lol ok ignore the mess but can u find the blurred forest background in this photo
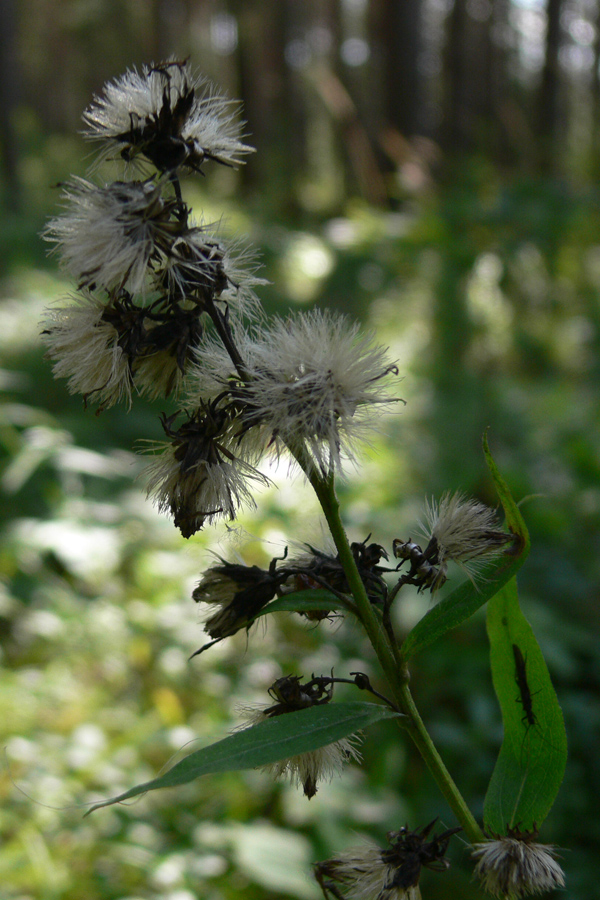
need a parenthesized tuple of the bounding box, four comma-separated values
(1, 1, 599, 898)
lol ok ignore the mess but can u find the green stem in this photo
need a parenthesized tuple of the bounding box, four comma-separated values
(302, 460, 484, 844)
(397, 680, 484, 842)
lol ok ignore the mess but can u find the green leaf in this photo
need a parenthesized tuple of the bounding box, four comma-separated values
(256, 589, 347, 617)
(482, 429, 530, 557)
(86, 701, 398, 814)
(401, 434, 530, 661)
(484, 579, 567, 833)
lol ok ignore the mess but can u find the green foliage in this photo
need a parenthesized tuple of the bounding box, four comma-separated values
(257, 589, 346, 617)
(88, 702, 399, 813)
(485, 579, 567, 833)
(1, 165, 599, 897)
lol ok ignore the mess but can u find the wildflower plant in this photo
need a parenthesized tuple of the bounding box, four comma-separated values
(42, 60, 568, 898)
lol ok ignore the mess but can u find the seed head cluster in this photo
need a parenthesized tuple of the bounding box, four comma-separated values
(41, 59, 399, 533)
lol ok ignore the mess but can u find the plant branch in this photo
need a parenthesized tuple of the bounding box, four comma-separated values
(294, 452, 484, 843)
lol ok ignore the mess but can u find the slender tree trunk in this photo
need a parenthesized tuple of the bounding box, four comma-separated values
(443, 0, 470, 153)
(370, 0, 423, 138)
(0, 0, 21, 211)
(538, 0, 563, 172)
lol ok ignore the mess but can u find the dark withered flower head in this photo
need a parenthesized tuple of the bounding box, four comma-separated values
(237, 674, 361, 798)
(472, 827, 565, 898)
(82, 59, 254, 172)
(154, 224, 265, 316)
(132, 303, 205, 400)
(144, 402, 269, 538)
(314, 820, 460, 900)
(284, 538, 388, 610)
(192, 557, 285, 647)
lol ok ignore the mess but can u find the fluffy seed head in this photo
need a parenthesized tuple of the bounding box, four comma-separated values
(189, 310, 400, 473)
(472, 834, 565, 898)
(155, 224, 265, 316)
(82, 59, 254, 172)
(237, 673, 361, 798)
(45, 178, 177, 294)
(316, 846, 422, 900)
(143, 405, 269, 537)
(314, 821, 459, 900)
(421, 491, 512, 570)
(192, 559, 282, 642)
(40, 291, 133, 409)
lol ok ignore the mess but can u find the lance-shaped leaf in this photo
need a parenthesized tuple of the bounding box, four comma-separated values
(86, 701, 399, 814)
(256, 589, 349, 617)
(401, 433, 529, 660)
(484, 579, 567, 833)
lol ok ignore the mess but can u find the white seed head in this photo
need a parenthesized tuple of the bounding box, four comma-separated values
(421, 491, 509, 568)
(45, 178, 173, 294)
(82, 60, 254, 170)
(472, 837, 565, 898)
(143, 426, 268, 538)
(189, 310, 399, 473)
(40, 292, 132, 408)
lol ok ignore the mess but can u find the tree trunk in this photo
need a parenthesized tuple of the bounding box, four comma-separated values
(0, 0, 21, 211)
(538, 0, 563, 172)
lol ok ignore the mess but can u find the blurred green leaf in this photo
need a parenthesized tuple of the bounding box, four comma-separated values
(87, 701, 399, 813)
(482, 430, 530, 557)
(484, 579, 567, 832)
(401, 435, 530, 660)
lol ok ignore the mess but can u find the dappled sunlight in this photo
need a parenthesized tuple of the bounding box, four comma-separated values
(277, 232, 335, 304)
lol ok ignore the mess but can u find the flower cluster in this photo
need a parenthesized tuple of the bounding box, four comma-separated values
(41, 60, 568, 900)
(190, 538, 390, 656)
(42, 61, 399, 533)
(42, 60, 260, 413)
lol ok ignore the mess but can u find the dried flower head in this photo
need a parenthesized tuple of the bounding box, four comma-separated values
(154, 225, 265, 317)
(284, 538, 388, 609)
(41, 291, 134, 409)
(131, 303, 205, 399)
(189, 310, 400, 473)
(45, 177, 180, 294)
(472, 828, 565, 898)
(190, 556, 287, 655)
(82, 59, 254, 172)
(393, 491, 512, 592)
(421, 492, 510, 567)
(238, 674, 361, 798)
(144, 403, 269, 537)
(314, 820, 460, 900)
